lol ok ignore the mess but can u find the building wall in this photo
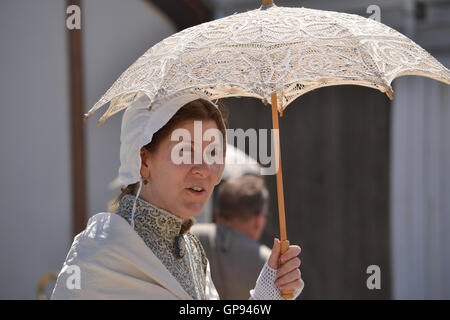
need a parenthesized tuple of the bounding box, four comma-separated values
(391, 55, 450, 299)
(0, 0, 71, 299)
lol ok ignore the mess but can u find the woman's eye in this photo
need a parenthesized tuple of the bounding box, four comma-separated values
(179, 146, 191, 157)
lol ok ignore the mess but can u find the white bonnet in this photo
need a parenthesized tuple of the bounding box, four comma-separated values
(118, 92, 222, 187)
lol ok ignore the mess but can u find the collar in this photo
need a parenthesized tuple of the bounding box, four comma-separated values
(117, 194, 195, 240)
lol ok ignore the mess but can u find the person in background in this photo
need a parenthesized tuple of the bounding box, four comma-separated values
(191, 174, 272, 299)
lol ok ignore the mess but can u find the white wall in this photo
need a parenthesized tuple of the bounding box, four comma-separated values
(0, 0, 71, 299)
(390, 55, 450, 299)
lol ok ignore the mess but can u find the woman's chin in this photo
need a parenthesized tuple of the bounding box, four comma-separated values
(181, 202, 205, 217)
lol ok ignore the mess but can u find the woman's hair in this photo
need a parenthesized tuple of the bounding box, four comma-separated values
(108, 98, 228, 213)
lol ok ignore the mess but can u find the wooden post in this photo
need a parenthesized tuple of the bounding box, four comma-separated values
(67, 0, 87, 238)
(270, 92, 294, 299)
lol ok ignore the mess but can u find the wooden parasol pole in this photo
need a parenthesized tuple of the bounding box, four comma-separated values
(263, 0, 292, 299)
(270, 92, 294, 299)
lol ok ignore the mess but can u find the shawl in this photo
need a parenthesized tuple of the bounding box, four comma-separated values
(51, 198, 219, 299)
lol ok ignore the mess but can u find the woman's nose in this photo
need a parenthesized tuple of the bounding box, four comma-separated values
(191, 161, 213, 177)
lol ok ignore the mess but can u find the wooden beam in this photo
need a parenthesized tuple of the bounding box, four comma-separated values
(146, 0, 213, 31)
(67, 0, 87, 238)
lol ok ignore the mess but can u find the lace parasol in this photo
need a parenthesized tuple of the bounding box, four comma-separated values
(85, 1, 450, 125)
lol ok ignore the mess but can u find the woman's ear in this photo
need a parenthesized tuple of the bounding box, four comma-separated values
(140, 147, 151, 179)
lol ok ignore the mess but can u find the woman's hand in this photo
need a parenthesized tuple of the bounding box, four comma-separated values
(250, 238, 304, 300)
(268, 238, 304, 293)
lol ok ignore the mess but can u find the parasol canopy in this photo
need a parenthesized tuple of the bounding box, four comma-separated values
(85, 1, 450, 125)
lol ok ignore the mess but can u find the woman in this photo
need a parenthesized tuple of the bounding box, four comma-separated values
(51, 93, 304, 299)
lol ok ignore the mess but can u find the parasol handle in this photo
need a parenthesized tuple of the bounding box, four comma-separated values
(280, 240, 295, 299)
(271, 93, 294, 299)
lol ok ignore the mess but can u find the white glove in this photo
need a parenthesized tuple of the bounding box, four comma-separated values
(249, 261, 304, 300)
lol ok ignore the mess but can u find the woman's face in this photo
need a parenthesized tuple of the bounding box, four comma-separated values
(140, 119, 225, 219)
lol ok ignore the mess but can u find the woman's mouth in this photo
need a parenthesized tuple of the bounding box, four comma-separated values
(186, 187, 205, 196)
